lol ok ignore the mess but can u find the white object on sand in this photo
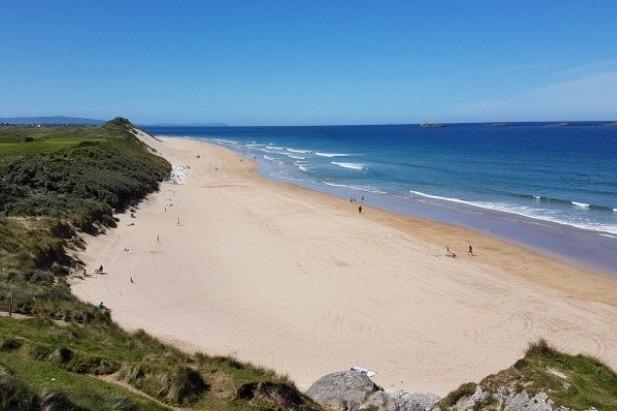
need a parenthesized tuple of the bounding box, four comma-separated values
(169, 165, 187, 185)
(350, 367, 376, 377)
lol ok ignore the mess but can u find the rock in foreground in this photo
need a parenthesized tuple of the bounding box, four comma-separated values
(306, 341, 617, 410)
(306, 370, 440, 410)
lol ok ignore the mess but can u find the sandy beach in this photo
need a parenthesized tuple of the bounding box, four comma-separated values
(72, 132, 617, 395)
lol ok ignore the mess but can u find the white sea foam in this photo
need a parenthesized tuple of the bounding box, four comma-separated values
(324, 182, 386, 194)
(266, 145, 284, 150)
(316, 152, 349, 157)
(272, 151, 306, 159)
(287, 148, 311, 154)
(263, 155, 275, 161)
(571, 201, 590, 209)
(259, 148, 286, 154)
(331, 162, 365, 170)
(210, 138, 239, 146)
(409, 190, 617, 235)
(293, 161, 310, 172)
(614, 208, 617, 213)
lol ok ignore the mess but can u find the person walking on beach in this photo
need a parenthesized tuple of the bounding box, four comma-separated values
(468, 245, 474, 256)
(358, 205, 363, 214)
(130, 276, 134, 284)
(177, 217, 181, 226)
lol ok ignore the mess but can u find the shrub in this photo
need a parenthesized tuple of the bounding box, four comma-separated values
(439, 382, 477, 407)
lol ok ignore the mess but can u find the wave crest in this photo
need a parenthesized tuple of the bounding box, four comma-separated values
(315, 152, 349, 157)
(331, 162, 365, 170)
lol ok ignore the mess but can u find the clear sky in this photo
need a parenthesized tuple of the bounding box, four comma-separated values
(2, 1, 617, 125)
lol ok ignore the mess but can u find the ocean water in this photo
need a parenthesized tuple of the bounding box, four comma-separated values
(145, 123, 617, 274)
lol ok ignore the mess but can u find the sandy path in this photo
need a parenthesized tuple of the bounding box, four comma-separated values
(72, 132, 617, 395)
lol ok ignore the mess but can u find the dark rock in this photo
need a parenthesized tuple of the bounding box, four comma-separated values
(236, 381, 317, 410)
(0, 338, 23, 352)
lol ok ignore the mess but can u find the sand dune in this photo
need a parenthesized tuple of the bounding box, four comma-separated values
(72, 133, 617, 395)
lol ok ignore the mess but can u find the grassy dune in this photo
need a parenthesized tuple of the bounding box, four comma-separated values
(0, 120, 320, 410)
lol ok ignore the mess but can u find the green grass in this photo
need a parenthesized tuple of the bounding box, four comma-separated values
(438, 382, 477, 407)
(0, 317, 318, 410)
(0, 352, 169, 411)
(455, 339, 617, 410)
(0, 120, 321, 410)
(0, 119, 171, 320)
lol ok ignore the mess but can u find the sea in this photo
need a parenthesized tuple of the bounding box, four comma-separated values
(144, 123, 617, 275)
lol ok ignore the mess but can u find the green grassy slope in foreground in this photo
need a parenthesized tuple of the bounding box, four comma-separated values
(0, 119, 320, 410)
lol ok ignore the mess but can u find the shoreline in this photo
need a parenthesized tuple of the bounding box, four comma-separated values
(72, 134, 617, 395)
(197, 135, 617, 278)
(209, 138, 617, 302)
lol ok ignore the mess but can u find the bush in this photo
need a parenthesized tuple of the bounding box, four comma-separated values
(121, 363, 208, 405)
(439, 382, 477, 407)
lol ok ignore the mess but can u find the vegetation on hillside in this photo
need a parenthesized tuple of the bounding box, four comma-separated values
(438, 339, 617, 410)
(0, 120, 321, 410)
(0, 118, 170, 322)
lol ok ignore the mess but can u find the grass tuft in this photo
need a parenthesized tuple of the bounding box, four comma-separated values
(439, 382, 477, 407)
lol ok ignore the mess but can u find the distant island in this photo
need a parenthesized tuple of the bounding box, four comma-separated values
(0, 116, 104, 125)
(420, 123, 445, 128)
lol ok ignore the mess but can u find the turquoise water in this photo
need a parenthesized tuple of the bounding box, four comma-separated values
(146, 123, 617, 274)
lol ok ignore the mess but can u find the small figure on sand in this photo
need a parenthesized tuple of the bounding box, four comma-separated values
(94, 265, 104, 274)
(468, 245, 474, 256)
(130, 276, 134, 284)
(358, 205, 363, 214)
(130, 211, 136, 218)
(177, 217, 181, 226)
(446, 246, 457, 258)
(157, 234, 160, 242)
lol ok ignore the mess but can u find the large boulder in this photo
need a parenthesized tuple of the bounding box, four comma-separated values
(306, 371, 440, 411)
(306, 371, 381, 410)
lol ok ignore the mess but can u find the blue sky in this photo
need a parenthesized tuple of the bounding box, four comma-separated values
(2, 1, 617, 125)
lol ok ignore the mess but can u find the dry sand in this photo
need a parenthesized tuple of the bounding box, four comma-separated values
(72, 132, 617, 395)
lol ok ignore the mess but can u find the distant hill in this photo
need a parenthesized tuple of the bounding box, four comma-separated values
(145, 122, 229, 127)
(0, 116, 104, 125)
